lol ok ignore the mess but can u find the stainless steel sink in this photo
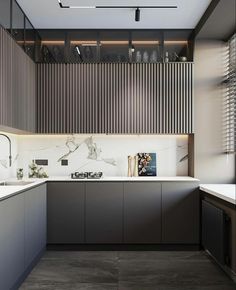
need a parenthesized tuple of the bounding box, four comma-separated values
(0, 181, 34, 186)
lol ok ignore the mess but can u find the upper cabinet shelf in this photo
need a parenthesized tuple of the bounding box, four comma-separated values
(37, 29, 194, 64)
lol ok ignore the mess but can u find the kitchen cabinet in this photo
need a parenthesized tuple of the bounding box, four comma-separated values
(85, 182, 123, 243)
(0, 26, 36, 133)
(201, 192, 236, 273)
(25, 184, 47, 268)
(0, 194, 25, 290)
(37, 64, 98, 134)
(47, 182, 85, 244)
(162, 182, 200, 244)
(0, 184, 47, 290)
(37, 62, 193, 134)
(124, 182, 162, 243)
(46, 180, 199, 245)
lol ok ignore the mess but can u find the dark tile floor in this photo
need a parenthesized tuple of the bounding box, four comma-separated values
(20, 251, 236, 290)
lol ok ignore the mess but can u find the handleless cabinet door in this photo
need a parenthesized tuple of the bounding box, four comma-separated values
(0, 194, 25, 290)
(47, 182, 85, 244)
(25, 184, 47, 268)
(85, 182, 123, 243)
(124, 182, 162, 243)
(37, 63, 193, 134)
(162, 63, 193, 134)
(162, 182, 200, 244)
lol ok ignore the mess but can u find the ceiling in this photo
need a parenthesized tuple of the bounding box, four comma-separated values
(196, 0, 236, 40)
(17, 0, 211, 29)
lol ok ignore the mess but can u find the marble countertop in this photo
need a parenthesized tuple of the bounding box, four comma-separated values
(200, 184, 236, 205)
(0, 176, 199, 201)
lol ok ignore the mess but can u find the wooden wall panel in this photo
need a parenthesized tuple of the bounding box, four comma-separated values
(98, 63, 130, 133)
(0, 27, 13, 127)
(162, 63, 193, 134)
(0, 27, 36, 133)
(37, 64, 98, 133)
(37, 63, 193, 134)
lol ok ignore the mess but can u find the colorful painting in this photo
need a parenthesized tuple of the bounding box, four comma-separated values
(138, 153, 156, 176)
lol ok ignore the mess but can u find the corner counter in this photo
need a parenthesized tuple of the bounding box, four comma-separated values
(200, 184, 236, 205)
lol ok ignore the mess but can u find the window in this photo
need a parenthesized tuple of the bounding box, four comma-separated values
(224, 33, 236, 153)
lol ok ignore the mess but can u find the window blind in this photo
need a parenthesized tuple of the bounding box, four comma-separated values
(224, 33, 236, 153)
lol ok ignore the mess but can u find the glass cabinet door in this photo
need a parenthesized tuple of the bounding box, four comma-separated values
(12, 0, 25, 47)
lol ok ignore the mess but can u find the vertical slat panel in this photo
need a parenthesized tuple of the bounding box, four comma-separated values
(36, 62, 193, 134)
(0, 27, 36, 132)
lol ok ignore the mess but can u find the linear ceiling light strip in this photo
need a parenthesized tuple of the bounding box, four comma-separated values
(95, 6, 178, 9)
(58, 1, 177, 9)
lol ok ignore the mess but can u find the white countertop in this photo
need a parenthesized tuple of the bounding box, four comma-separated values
(0, 179, 46, 201)
(50, 176, 199, 182)
(200, 184, 236, 205)
(0, 176, 199, 201)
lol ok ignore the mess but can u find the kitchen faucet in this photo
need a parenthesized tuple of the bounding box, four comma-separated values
(0, 133, 12, 167)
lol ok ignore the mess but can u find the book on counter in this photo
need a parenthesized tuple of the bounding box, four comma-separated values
(138, 153, 157, 176)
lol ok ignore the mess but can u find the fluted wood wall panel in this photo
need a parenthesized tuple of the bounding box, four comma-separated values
(37, 64, 98, 133)
(0, 27, 36, 132)
(0, 27, 13, 127)
(37, 63, 193, 134)
(98, 63, 130, 133)
(162, 63, 193, 134)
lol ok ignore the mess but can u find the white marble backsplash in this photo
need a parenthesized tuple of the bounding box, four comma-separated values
(0, 133, 189, 179)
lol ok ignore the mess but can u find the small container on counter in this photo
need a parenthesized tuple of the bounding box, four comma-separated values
(17, 168, 24, 180)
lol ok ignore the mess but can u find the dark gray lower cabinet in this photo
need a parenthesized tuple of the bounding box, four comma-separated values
(47, 182, 85, 244)
(124, 182, 162, 243)
(46, 181, 199, 245)
(25, 184, 47, 267)
(0, 194, 25, 290)
(85, 182, 123, 243)
(162, 182, 199, 244)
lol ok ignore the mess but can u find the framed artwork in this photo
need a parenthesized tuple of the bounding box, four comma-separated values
(138, 153, 156, 176)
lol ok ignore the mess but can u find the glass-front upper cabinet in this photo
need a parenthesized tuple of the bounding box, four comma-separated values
(68, 30, 98, 63)
(100, 31, 129, 63)
(12, 0, 24, 47)
(163, 30, 193, 62)
(36, 29, 194, 63)
(25, 18, 36, 60)
(38, 30, 65, 63)
(131, 30, 162, 63)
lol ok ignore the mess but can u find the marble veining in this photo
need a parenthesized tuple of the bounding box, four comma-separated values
(57, 136, 117, 167)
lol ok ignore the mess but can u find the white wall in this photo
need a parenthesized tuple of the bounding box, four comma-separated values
(194, 40, 235, 183)
(0, 133, 189, 179)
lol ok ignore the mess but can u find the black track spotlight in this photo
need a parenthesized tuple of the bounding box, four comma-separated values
(131, 45, 135, 53)
(135, 8, 140, 22)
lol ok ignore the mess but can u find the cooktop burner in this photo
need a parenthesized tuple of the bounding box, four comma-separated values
(71, 171, 103, 179)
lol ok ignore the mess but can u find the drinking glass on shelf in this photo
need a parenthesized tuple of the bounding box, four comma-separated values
(136, 51, 142, 62)
(143, 51, 149, 63)
(150, 50, 158, 62)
